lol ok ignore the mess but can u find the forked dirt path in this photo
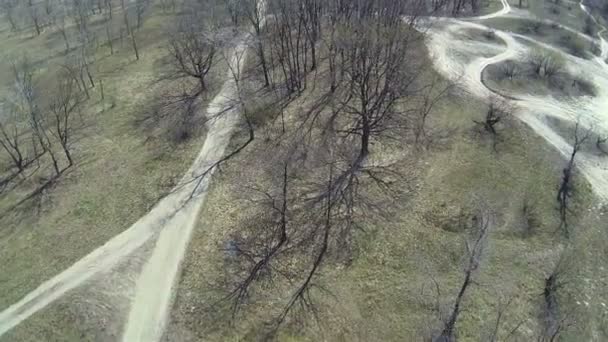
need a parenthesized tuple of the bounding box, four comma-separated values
(1, 0, 607, 340)
(0, 37, 249, 340)
(426, 0, 608, 201)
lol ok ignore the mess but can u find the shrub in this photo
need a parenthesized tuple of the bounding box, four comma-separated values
(483, 29, 497, 41)
(584, 17, 597, 36)
(520, 20, 544, 34)
(528, 49, 565, 78)
(559, 34, 587, 57)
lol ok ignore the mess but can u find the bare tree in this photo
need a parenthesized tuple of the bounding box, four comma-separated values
(539, 255, 572, 342)
(135, 0, 150, 29)
(528, 50, 564, 79)
(0, 109, 28, 173)
(28, 0, 43, 35)
(556, 121, 590, 238)
(242, 0, 270, 87)
(167, 18, 217, 93)
(104, 0, 113, 19)
(433, 211, 493, 342)
(332, 3, 426, 163)
(159, 0, 177, 13)
(500, 61, 519, 80)
(12, 57, 61, 175)
(0, 0, 19, 31)
(49, 72, 82, 167)
(474, 96, 513, 151)
(597, 135, 608, 155)
(121, 0, 139, 60)
(53, 5, 71, 52)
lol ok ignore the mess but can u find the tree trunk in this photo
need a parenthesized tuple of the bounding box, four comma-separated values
(106, 25, 114, 54)
(130, 31, 139, 60)
(49, 149, 61, 175)
(62, 144, 73, 167)
(360, 113, 370, 159)
(61, 29, 70, 52)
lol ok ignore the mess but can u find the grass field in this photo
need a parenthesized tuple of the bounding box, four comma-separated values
(2, 0, 607, 341)
(165, 62, 605, 341)
(0, 3, 227, 314)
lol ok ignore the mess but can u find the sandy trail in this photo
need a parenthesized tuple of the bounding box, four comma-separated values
(426, 0, 608, 202)
(120, 40, 248, 342)
(0, 37, 248, 339)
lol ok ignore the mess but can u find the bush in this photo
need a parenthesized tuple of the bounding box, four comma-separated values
(483, 29, 497, 41)
(527, 49, 565, 78)
(519, 20, 544, 34)
(559, 34, 587, 57)
(499, 60, 519, 80)
(584, 17, 597, 36)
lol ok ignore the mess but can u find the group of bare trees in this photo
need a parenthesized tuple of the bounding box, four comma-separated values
(430, 0, 486, 15)
(0, 0, 145, 61)
(138, 2, 222, 142)
(0, 57, 82, 180)
(180, 0, 456, 336)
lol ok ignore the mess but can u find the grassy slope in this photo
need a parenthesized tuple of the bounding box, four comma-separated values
(0, 6, 218, 313)
(166, 60, 603, 341)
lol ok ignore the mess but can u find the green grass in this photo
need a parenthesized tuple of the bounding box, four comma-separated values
(165, 76, 601, 341)
(0, 2, 225, 321)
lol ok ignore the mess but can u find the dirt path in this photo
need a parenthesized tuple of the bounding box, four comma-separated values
(426, 0, 608, 202)
(120, 40, 248, 342)
(0, 37, 248, 339)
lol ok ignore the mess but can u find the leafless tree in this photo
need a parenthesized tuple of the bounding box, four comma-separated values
(474, 96, 513, 151)
(265, 0, 316, 94)
(12, 57, 61, 175)
(104, 10, 114, 54)
(0, 0, 19, 31)
(71, 0, 90, 40)
(433, 211, 493, 342)
(539, 255, 573, 342)
(53, 5, 71, 52)
(500, 61, 520, 80)
(528, 50, 564, 79)
(583, 16, 596, 36)
(327, 2, 428, 164)
(159, 0, 177, 13)
(556, 121, 590, 238)
(104, 0, 113, 19)
(413, 74, 452, 147)
(121, 0, 139, 60)
(135, 0, 150, 29)
(0, 109, 28, 173)
(242, 0, 270, 87)
(167, 18, 217, 93)
(48, 72, 82, 167)
(596, 135, 608, 155)
(28, 0, 43, 35)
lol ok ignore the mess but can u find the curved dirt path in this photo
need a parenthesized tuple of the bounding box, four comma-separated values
(120, 40, 248, 342)
(426, 0, 608, 201)
(0, 37, 249, 339)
